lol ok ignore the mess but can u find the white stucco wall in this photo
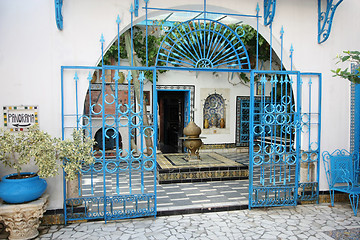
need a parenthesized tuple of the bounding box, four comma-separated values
(1, 0, 359, 210)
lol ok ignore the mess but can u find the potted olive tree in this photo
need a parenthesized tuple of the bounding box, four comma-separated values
(0, 125, 94, 204)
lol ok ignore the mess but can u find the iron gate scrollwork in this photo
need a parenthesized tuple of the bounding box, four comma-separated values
(156, 18, 251, 70)
(249, 71, 321, 208)
(59, 0, 324, 220)
(61, 67, 157, 222)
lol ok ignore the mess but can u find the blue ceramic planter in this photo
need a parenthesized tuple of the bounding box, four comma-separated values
(0, 172, 47, 204)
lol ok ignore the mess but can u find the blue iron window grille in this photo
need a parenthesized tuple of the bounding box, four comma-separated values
(236, 96, 270, 147)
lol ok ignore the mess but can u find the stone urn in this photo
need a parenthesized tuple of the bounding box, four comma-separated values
(181, 121, 203, 161)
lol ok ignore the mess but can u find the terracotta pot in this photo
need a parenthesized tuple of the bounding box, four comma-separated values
(204, 119, 209, 129)
(220, 118, 225, 128)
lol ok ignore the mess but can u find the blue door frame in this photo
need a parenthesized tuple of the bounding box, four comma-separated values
(157, 89, 191, 128)
(157, 89, 191, 153)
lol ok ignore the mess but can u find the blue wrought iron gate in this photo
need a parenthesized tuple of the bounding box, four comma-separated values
(61, 66, 157, 223)
(60, 0, 324, 220)
(249, 71, 321, 208)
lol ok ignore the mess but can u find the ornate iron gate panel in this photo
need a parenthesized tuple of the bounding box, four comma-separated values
(249, 70, 302, 208)
(236, 96, 270, 147)
(297, 73, 321, 202)
(249, 71, 321, 208)
(61, 66, 157, 223)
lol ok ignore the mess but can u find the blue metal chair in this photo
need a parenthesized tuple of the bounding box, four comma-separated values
(322, 149, 360, 216)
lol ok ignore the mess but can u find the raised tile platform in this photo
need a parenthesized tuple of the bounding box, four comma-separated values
(157, 152, 248, 184)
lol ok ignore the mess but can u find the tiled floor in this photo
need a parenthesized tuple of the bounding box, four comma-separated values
(35, 203, 360, 239)
(2, 152, 359, 239)
(156, 179, 248, 213)
(156, 149, 249, 212)
(157, 152, 248, 184)
(79, 152, 251, 215)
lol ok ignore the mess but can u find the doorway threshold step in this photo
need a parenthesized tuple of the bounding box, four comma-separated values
(157, 152, 248, 184)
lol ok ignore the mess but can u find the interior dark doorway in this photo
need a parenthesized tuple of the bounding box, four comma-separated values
(158, 90, 185, 153)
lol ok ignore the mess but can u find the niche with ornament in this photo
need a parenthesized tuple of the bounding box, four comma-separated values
(202, 91, 228, 133)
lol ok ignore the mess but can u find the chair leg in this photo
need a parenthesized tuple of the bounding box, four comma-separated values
(349, 193, 359, 216)
(330, 190, 335, 207)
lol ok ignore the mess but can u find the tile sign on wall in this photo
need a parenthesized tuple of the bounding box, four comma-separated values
(3, 106, 38, 131)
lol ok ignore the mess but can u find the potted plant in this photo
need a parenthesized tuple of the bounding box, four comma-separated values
(0, 125, 94, 204)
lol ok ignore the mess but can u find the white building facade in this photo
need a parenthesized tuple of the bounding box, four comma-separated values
(0, 0, 359, 211)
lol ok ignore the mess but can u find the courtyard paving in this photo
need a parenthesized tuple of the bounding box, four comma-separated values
(36, 203, 360, 240)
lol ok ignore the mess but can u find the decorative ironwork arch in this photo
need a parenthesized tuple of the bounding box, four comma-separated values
(155, 19, 251, 70)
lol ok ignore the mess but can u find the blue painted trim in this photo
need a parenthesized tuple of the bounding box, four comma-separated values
(74, 72, 79, 129)
(256, 3, 260, 70)
(134, 0, 139, 17)
(143, 7, 260, 18)
(264, 0, 276, 26)
(155, 66, 252, 73)
(61, 65, 156, 71)
(62, 65, 250, 74)
(117, 15, 121, 66)
(318, 0, 343, 44)
(156, 88, 192, 127)
(55, 0, 63, 30)
(137, 20, 177, 28)
(248, 70, 255, 210)
(61, 66, 67, 224)
(280, 26, 284, 71)
(152, 70, 158, 218)
(290, 44, 294, 71)
(130, 4, 134, 67)
(350, 64, 360, 153)
(294, 72, 302, 205)
(145, 1, 149, 67)
(354, 83, 360, 154)
(269, 23, 273, 70)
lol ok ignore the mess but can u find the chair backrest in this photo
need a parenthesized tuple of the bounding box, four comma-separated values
(322, 149, 359, 188)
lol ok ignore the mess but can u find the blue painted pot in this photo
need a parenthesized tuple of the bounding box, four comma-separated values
(0, 172, 47, 204)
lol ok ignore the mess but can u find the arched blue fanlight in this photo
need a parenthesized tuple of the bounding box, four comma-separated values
(156, 19, 251, 70)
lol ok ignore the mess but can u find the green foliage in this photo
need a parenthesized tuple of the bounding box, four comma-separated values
(99, 26, 165, 81)
(59, 129, 95, 181)
(237, 24, 270, 66)
(332, 51, 360, 84)
(0, 126, 94, 181)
